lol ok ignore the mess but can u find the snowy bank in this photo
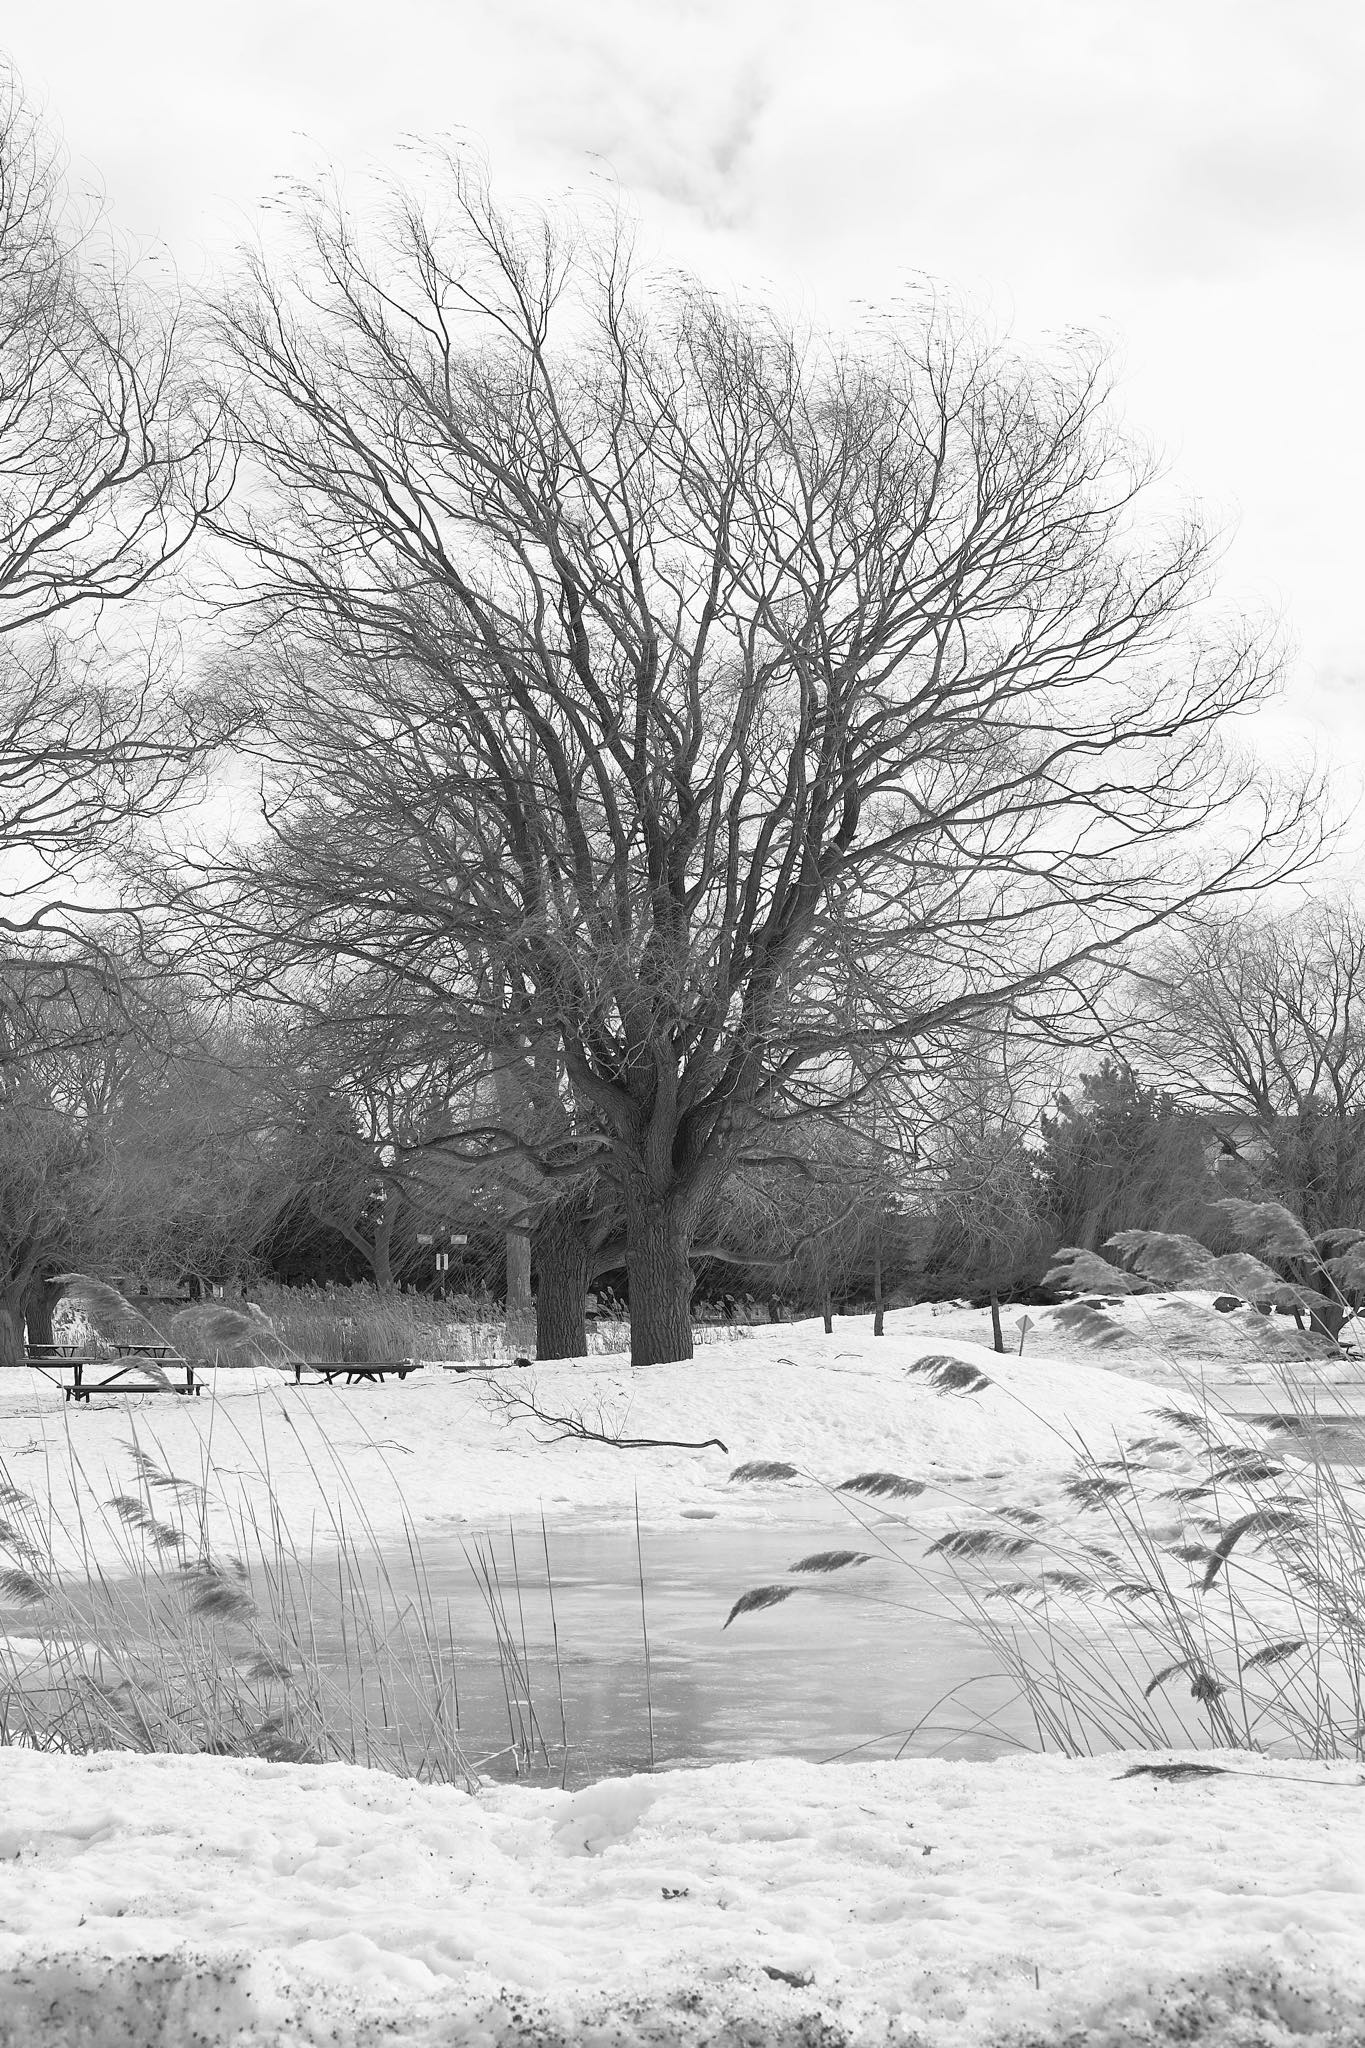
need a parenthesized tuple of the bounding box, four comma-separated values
(0, 1305, 1237, 1572)
(2, 1745, 1364, 2046)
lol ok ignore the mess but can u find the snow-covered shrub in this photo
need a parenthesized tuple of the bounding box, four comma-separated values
(1045, 1198, 1351, 1334)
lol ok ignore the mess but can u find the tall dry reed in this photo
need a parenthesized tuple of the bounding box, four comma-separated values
(0, 1407, 573, 1785)
(728, 1290, 1365, 1761)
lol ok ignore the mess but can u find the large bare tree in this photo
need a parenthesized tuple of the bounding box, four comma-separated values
(194, 164, 1318, 1366)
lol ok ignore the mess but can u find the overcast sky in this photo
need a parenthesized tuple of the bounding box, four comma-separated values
(7, 0, 1364, 781)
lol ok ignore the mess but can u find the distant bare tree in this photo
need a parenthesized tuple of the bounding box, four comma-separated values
(687, 1125, 890, 1325)
(192, 162, 1317, 1365)
(87, 1012, 289, 1292)
(0, 954, 161, 1358)
(1134, 900, 1365, 1231)
(0, 64, 228, 933)
(902, 1025, 1054, 1341)
(0, 959, 299, 1357)
(253, 977, 609, 1343)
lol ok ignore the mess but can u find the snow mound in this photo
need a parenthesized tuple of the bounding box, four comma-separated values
(1025, 1290, 1338, 1373)
(551, 1773, 658, 1855)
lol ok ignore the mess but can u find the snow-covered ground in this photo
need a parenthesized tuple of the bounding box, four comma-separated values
(4, 1295, 1339, 1570)
(4, 1745, 1365, 2047)
(2, 1296, 1364, 2045)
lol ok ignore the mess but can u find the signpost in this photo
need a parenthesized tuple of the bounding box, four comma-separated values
(432, 1236, 467, 1299)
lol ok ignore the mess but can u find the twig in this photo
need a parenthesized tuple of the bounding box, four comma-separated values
(569, 1425, 730, 1453)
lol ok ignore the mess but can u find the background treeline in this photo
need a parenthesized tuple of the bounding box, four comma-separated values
(13, 899, 1363, 1338)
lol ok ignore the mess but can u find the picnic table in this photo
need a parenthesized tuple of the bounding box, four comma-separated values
(25, 1342, 200, 1402)
(291, 1361, 417, 1386)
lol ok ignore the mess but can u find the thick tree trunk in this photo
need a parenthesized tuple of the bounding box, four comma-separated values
(623, 1187, 695, 1368)
(822, 1290, 833, 1335)
(505, 1227, 534, 1355)
(23, 1275, 59, 1350)
(989, 1286, 1005, 1354)
(0, 1286, 25, 1366)
(1311, 1300, 1347, 1342)
(533, 1205, 592, 1360)
(371, 1206, 395, 1291)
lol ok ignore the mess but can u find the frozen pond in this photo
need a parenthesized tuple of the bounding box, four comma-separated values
(2, 1510, 1207, 1787)
(312, 1516, 1035, 1783)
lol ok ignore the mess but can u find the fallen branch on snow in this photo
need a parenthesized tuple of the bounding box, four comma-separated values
(483, 1375, 728, 1454)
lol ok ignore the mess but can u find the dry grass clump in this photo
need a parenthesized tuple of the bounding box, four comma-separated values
(70, 1277, 752, 1371)
(997, 1400, 1364, 1758)
(727, 1244, 1365, 1761)
(51, 1276, 168, 1356)
(970, 1388, 1365, 1758)
(0, 1395, 598, 1784)
(236, 1286, 741, 1366)
(723, 1584, 797, 1628)
(247, 1281, 478, 1365)
(906, 1354, 993, 1394)
(838, 1471, 927, 1500)
(790, 1549, 872, 1573)
(730, 1402, 1365, 1758)
(0, 1420, 578, 1786)
(956, 1217, 1365, 1757)
(167, 1302, 301, 1373)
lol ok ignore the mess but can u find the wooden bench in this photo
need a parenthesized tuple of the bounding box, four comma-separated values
(291, 1361, 417, 1386)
